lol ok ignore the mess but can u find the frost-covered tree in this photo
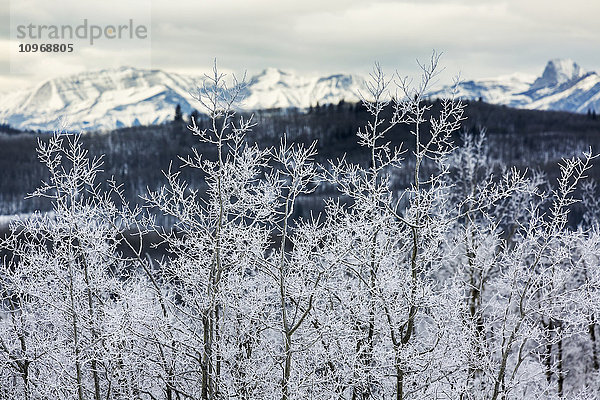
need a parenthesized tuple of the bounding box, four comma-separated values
(319, 55, 470, 399)
(145, 63, 280, 399)
(265, 137, 325, 400)
(2, 58, 600, 400)
(0, 133, 155, 400)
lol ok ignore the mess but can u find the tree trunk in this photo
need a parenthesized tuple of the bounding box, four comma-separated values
(396, 366, 403, 400)
(82, 259, 101, 400)
(68, 261, 85, 400)
(282, 333, 292, 400)
(589, 315, 599, 371)
(542, 319, 554, 385)
(557, 333, 564, 398)
(202, 313, 211, 400)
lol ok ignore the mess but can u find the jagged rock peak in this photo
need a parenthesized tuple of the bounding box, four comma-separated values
(530, 59, 585, 90)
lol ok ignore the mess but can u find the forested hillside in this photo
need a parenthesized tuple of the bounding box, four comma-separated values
(1, 97, 599, 220)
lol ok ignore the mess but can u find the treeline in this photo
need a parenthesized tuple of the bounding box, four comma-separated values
(1, 88, 600, 219)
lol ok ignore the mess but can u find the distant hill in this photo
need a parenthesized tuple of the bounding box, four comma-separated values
(0, 67, 364, 131)
(431, 59, 600, 114)
(2, 59, 600, 132)
(1, 99, 600, 220)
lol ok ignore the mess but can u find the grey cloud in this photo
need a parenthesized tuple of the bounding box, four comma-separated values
(1, 0, 600, 90)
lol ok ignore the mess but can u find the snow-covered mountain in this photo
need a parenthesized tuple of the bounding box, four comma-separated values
(0, 67, 200, 131)
(2, 59, 600, 132)
(430, 59, 600, 114)
(0, 67, 364, 131)
(241, 68, 364, 110)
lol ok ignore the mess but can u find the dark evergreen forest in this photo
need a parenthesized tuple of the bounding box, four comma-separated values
(1, 100, 600, 223)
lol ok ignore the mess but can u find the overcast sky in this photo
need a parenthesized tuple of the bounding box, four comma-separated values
(1, 0, 600, 91)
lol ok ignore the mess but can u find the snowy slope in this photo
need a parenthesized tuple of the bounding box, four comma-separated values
(430, 59, 600, 114)
(240, 68, 364, 110)
(0, 67, 203, 131)
(0, 67, 364, 131)
(1, 59, 600, 132)
(430, 73, 535, 107)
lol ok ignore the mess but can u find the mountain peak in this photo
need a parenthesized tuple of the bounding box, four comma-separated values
(530, 59, 584, 91)
(251, 68, 292, 84)
(0, 66, 363, 131)
(3, 60, 600, 132)
(263, 67, 288, 75)
(428, 58, 600, 114)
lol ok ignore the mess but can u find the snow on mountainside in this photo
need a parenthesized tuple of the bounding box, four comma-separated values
(432, 73, 536, 107)
(0, 67, 364, 131)
(241, 68, 364, 110)
(430, 59, 600, 114)
(1, 59, 600, 132)
(0, 67, 200, 131)
(529, 59, 585, 91)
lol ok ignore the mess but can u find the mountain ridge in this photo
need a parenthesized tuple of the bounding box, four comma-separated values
(1, 59, 600, 132)
(430, 59, 600, 114)
(0, 66, 365, 131)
